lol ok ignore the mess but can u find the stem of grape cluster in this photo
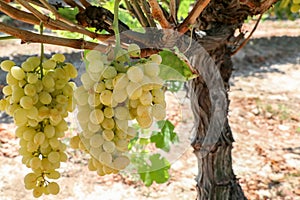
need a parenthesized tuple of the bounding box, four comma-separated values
(113, 0, 122, 55)
(40, 22, 44, 78)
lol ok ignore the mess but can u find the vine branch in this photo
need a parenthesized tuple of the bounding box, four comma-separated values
(1, 0, 110, 41)
(177, 0, 211, 34)
(0, 22, 107, 51)
(231, 13, 263, 56)
(148, 0, 172, 28)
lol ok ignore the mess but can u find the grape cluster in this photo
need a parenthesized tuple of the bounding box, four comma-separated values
(0, 54, 77, 197)
(71, 44, 166, 175)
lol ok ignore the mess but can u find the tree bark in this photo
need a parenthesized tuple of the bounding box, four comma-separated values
(186, 2, 250, 198)
(188, 44, 246, 199)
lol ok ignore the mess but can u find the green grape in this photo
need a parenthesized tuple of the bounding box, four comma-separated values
(24, 173, 38, 190)
(88, 93, 101, 107)
(87, 121, 101, 133)
(128, 43, 141, 57)
(102, 129, 114, 141)
(90, 134, 104, 148)
(103, 107, 114, 118)
(48, 151, 60, 164)
(127, 127, 137, 138)
(81, 72, 95, 90)
(49, 138, 60, 149)
(63, 63, 78, 78)
(60, 152, 68, 162)
(2, 85, 12, 96)
(90, 146, 103, 159)
(55, 94, 68, 104)
(102, 66, 117, 79)
(85, 50, 102, 62)
(30, 157, 42, 169)
(152, 89, 165, 103)
(14, 108, 28, 126)
(11, 85, 25, 102)
(46, 170, 60, 179)
(113, 73, 129, 90)
(23, 128, 37, 141)
(115, 139, 129, 152)
(42, 75, 55, 89)
(20, 96, 33, 109)
(291, 4, 300, 12)
(126, 82, 142, 100)
(113, 155, 130, 170)
(114, 106, 130, 120)
(47, 182, 60, 195)
(0, 99, 7, 111)
(93, 81, 106, 93)
(104, 79, 114, 90)
(139, 91, 152, 106)
(100, 90, 113, 106)
(89, 109, 104, 124)
(112, 89, 128, 103)
(43, 59, 56, 70)
(137, 104, 151, 116)
(151, 76, 164, 89)
(115, 49, 129, 62)
(34, 80, 43, 93)
(27, 141, 39, 152)
(51, 53, 65, 62)
(115, 129, 127, 140)
(88, 60, 104, 74)
(136, 113, 153, 129)
(102, 141, 115, 153)
(34, 132, 45, 145)
(1, 60, 15, 72)
(24, 84, 37, 97)
(149, 54, 162, 64)
(26, 56, 40, 68)
(88, 158, 97, 171)
(62, 84, 73, 97)
(82, 130, 95, 138)
(55, 79, 67, 90)
(33, 186, 44, 198)
(38, 106, 50, 120)
(152, 104, 166, 120)
(39, 91, 52, 105)
(144, 62, 160, 77)
(126, 65, 144, 83)
(69, 135, 80, 149)
(27, 73, 39, 84)
(21, 61, 35, 72)
(101, 118, 115, 130)
(6, 73, 18, 85)
(10, 66, 25, 81)
(99, 151, 112, 165)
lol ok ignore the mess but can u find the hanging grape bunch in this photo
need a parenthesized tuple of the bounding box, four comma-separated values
(70, 44, 167, 175)
(0, 54, 77, 197)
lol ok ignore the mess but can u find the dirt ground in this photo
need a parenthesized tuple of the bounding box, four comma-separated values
(0, 19, 300, 200)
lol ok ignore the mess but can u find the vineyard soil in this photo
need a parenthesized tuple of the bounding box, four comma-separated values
(0, 19, 300, 199)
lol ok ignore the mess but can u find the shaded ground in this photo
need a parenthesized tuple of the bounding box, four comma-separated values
(0, 19, 300, 199)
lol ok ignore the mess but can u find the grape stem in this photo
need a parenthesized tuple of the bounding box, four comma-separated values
(40, 22, 44, 78)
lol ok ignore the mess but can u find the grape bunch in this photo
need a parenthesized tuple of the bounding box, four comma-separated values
(0, 54, 77, 198)
(70, 44, 167, 175)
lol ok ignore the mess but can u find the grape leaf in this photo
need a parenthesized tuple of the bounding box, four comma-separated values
(58, 7, 79, 22)
(150, 120, 179, 152)
(138, 154, 170, 186)
(159, 50, 197, 81)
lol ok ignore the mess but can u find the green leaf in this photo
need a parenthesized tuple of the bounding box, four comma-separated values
(138, 154, 170, 186)
(58, 7, 79, 22)
(159, 50, 196, 81)
(150, 120, 179, 152)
